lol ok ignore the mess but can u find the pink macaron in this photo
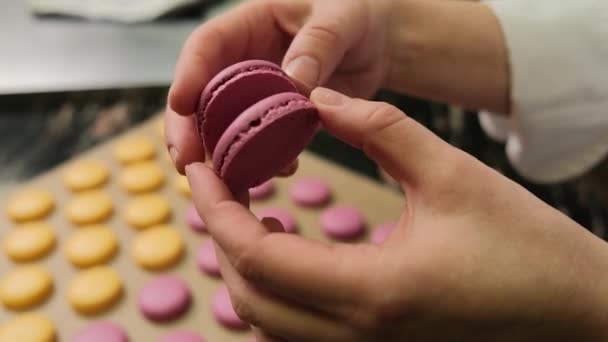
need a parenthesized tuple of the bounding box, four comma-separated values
(160, 330, 205, 342)
(196, 60, 320, 193)
(211, 286, 249, 330)
(320, 205, 366, 240)
(185, 205, 206, 233)
(197, 239, 221, 277)
(289, 177, 332, 207)
(370, 222, 397, 244)
(72, 322, 128, 342)
(137, 275, 191, 321)
(255, 207, 298, 233)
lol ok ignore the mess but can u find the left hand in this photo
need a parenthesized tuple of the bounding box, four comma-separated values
(164, 0, 394, 175)
(186, 88, 608, 341)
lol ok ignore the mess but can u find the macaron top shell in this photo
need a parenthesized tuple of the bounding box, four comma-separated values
(197, 60, 298, 154)
(212, 92, 319, 192)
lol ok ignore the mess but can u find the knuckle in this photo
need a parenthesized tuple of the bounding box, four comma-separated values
(189, 23, 220, 51)
(353, 289, 411, 333)
(233, 236, 278, 285)
(365, 103, 406, 133)
(339, 269, 388, 331)
(213, 200, 244, 217)
(369, 291, 409, 325)
(304, 24, 343, 48)
(233, 247, 262, 283)
(347, 304, 382, 333)
(428, 151, 488, 212)
(230, 290, 258, 325)
(360, 102, 408, 145)
(345, 266, 416, 333)
(433, 148, 474, 189)
(447, 151, 475, 180)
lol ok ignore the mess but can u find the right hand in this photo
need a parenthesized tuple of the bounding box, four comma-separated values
(164, 0, 395, 173)
(187, 88, 608, 341)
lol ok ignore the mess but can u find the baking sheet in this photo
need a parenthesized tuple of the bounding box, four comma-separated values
(0, 115, 404, 341)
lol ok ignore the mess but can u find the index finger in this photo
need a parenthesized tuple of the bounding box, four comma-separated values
(185, 162, 375, 317)
(185, 162, 268, 260)
(168, 1, 294, 116)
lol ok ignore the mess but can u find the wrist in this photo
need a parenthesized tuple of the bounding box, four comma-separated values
(580, 236, 608, 337)
(385, 0, 510, 113)
(541, 224, 608, 339)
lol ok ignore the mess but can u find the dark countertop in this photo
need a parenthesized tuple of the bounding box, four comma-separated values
(0, 87, 380, 187)
(0, 87, 606, 238)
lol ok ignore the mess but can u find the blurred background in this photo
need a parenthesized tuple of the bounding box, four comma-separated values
(0, 0, 606, 235)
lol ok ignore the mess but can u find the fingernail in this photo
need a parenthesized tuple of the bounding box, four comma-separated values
(285, 55, 320, 90)
(184, 163, 194, 178)
(168, 146, 179, 165)
(185, 162, 208, 176)
(311, 87, 345, 106)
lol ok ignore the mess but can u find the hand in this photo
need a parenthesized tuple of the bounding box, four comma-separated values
(186, 88, 608, 341)
(165, 0, 394, 173)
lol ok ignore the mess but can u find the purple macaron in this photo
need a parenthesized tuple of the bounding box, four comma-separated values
(197, 60, 298, 154)
(197, 60, 320, 193)
(212, 92, 318, 192)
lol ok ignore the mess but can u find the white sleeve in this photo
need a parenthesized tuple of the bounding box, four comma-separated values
(479, 0, 608, 184)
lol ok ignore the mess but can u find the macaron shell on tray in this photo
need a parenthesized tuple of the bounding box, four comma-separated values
(0, 116, 404, 341)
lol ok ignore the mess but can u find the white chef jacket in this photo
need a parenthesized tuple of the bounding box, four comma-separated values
(480, 0, 608, 184)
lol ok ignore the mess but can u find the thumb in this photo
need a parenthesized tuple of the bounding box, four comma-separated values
(310, 87, 457, 188)
(282, 0, 365, 92)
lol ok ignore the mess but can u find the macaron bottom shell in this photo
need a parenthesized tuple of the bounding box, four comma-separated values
(212, 92, 319, 193)
(197, 60, 298, 154)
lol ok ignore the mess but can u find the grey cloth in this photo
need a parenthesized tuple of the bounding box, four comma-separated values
(0, 0, 199, 95)
(28, 0, 199, 23)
